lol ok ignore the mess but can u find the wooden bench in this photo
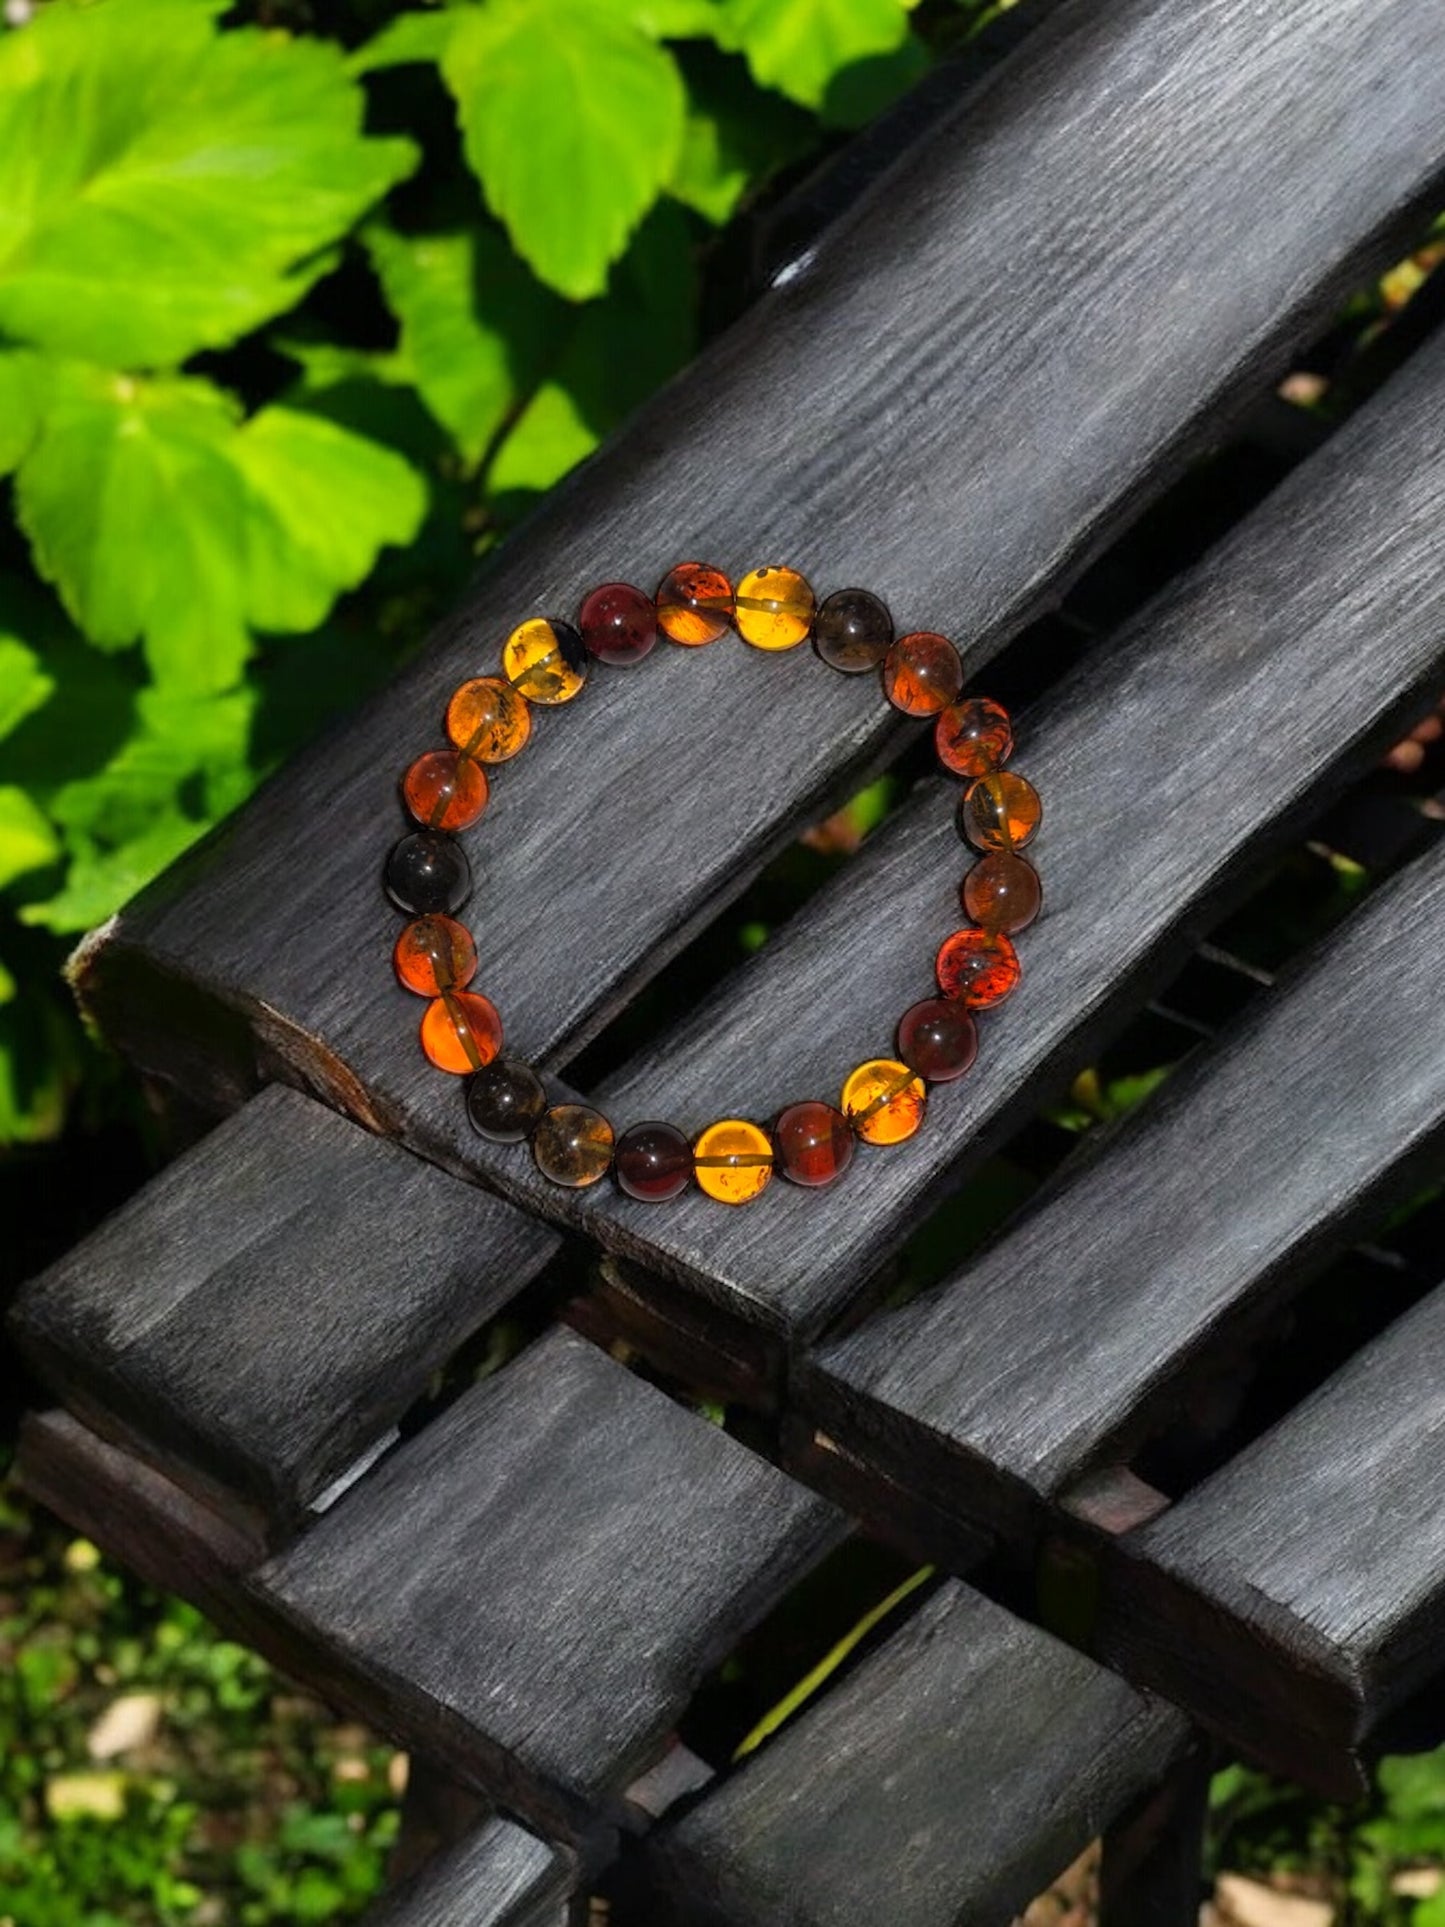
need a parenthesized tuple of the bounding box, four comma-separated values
(12, 0, 1445, 1917)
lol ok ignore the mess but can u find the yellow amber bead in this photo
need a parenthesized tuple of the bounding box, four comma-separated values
(693, 1118, 774, 1205)
(501, 617, 588, 705)
(734, 565, 816, 650)
(446, 677, 531, 763)
(841, 1058, 926, 1146)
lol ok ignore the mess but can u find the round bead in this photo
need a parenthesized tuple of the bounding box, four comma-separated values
(466, 1056, 548, 1142)
(579, 581, 658, 667)
(935, 697, 1013, 779)
(882, 632, 964, 716)
(402, 747, 488, 831)
(502, 616, 588, 705)
(813, 587, 893, 673)
(393, 915, 477, 997)
(897, 997, 978, 1082)
(446, 676, 531, 763)
(532, 1103, 614, 1188)
(734, 565, 815, 650)
(655, 562, 734, 645)
(936, 927, 1021, 1008)
(693, 1118, 774, 1205)
(958, 771, 1042, 852)
(384, 831, 471, 916)
(841, 1059, 926, 1146)
(775, 1101, 854, 1188)
(420, 990, 503, 1074)
(614, 1120, 693, 1202)
(962, 851, 1042, 933)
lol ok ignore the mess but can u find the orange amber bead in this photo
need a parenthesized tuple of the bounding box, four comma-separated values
(402, 748, 488, 831)
(962, 851, 1041, 933)
(935, 697, 1013, 778)
(882, 632, 963, 717)
(841, 1059, 926, 1145)
(656, 562, 734, 645)
(734, 565, 815, 650)
(446, 676, 531, 763)
(420, 990, 502, 1074)
(502, 617, 587, 705)
(693, 1118, 773, 1204)
(958, 771, 1042, 851)
(936, 927, 1021, 1008)
(393, 915, 477, 997)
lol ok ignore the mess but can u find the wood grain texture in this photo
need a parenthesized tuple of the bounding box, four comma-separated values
(251, 1328, 846, 1840)
(360, 1818, 573, 1927)
(645, 1579, 1190, 1927)
(802, 833, 1445, 1558)
(9, 1085, 558, 1528)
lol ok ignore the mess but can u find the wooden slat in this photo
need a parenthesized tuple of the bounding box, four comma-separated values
(361, 1818, 574, 1927)
(645, 1579, 1191, 1927)
(1098, 1278, 1445, 1794)
(9, 1085, 559, 1529)
(251, 1328, 846, 1841)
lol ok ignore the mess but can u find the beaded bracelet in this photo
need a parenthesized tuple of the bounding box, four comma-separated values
(382, 562, 1042, 1207)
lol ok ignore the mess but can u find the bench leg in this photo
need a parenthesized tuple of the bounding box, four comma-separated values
(1097, 1744, 1212, 1927)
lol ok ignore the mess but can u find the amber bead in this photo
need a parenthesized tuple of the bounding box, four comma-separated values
(935, 697, 1013, 779)
(502, 616, 588, 704)
(693, 1118, 773, 1205)
(655, 562, 734, 645)
(466, 1056, 547, 1142)
(897, 997, 978, 1083)
(962, 851, 1041, 933)
(420, 989, 503, 1074)
(393, 915, 477, 997)
(402, 747, 489, 831)
(958, 771, 1042, 852)
(841, 1059, 926, 1145)
(533, 1103, 614, 1188)
(936, 927, 1021, 1008)
(384, 831, 471, 916)
(882, 631, 963, 717)
(734, 565, 815, 650)
(445, 676, 531, 763)
(813, 587, 893, 673)
(579, 581, 658, 667)
(614, 1120, 693, 1202)
(775, 1101, 854, 1188)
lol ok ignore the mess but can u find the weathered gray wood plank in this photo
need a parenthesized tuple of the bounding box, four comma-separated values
(361, 1818, 574, 1927)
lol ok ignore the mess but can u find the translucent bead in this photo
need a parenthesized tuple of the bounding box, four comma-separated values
(446, 676, 531, 763)
(935, 697, 1013, 779)
(420, 989, 503, 1074)
(467, 1056, 548, 1142)
(502, 616, 588, 704)
(614, 1120, 693, 1201)
(897, 997, 978, 1082)
(384, 831, 471, 916)
(532, 1103, 614, 1188)
(962, 851, 1041, 933)
(579, 581, 658, 667)
(841, 1059, 926, 1145)
(655, 562, 734, 645)
(775, 1101, 854, 1188)
(393, 915, 477, 997)
(693, 1118, 773, 1205)
(734, 565, 815, 650)
(936, 927, 1021, 1008)
(881, 632, 963, 716)
(813, 587, 893, 674)
(958, 771, 1042, 852)
(402, 747, 488, 831)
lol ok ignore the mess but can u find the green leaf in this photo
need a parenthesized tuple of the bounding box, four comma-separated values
(441, 0, 687, 299)
(0, 349, 47, 475)
(0, 0, 418, 365)
(0, 635, 55, 743)
(668, 49, 814, 224)
(0, 784, 60, 889)
(723, 0, 917, 107)
(348, 8, 458, 73)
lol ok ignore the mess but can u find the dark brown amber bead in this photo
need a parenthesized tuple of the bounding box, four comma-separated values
(897, 997, 978, 1082)
(936, 927, 1021, 1008)
(813, 587, 893, 674)
(384, 831, 471, 916)
(935, 697, 1013, 779)
(533, 1104, 614, 1188)
(958, 771, 1042, 852)
(579, 581, 658, 666)
(614, 1120, 693, 1201)
(655, 562, 734, 645)
(882, 631, 963, 716)
(420, 989, 503, 1073)
(446, 676, 531, 763)
(962, 851, 1042, 933)
(402, 747, 489, 831)
(775, 1101, 854, 1188)
(393, 915, 477, 997)
(466, 1056, 547, 1142)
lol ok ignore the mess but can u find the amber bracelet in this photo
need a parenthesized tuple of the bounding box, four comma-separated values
(382, 562, 1042, 1206)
